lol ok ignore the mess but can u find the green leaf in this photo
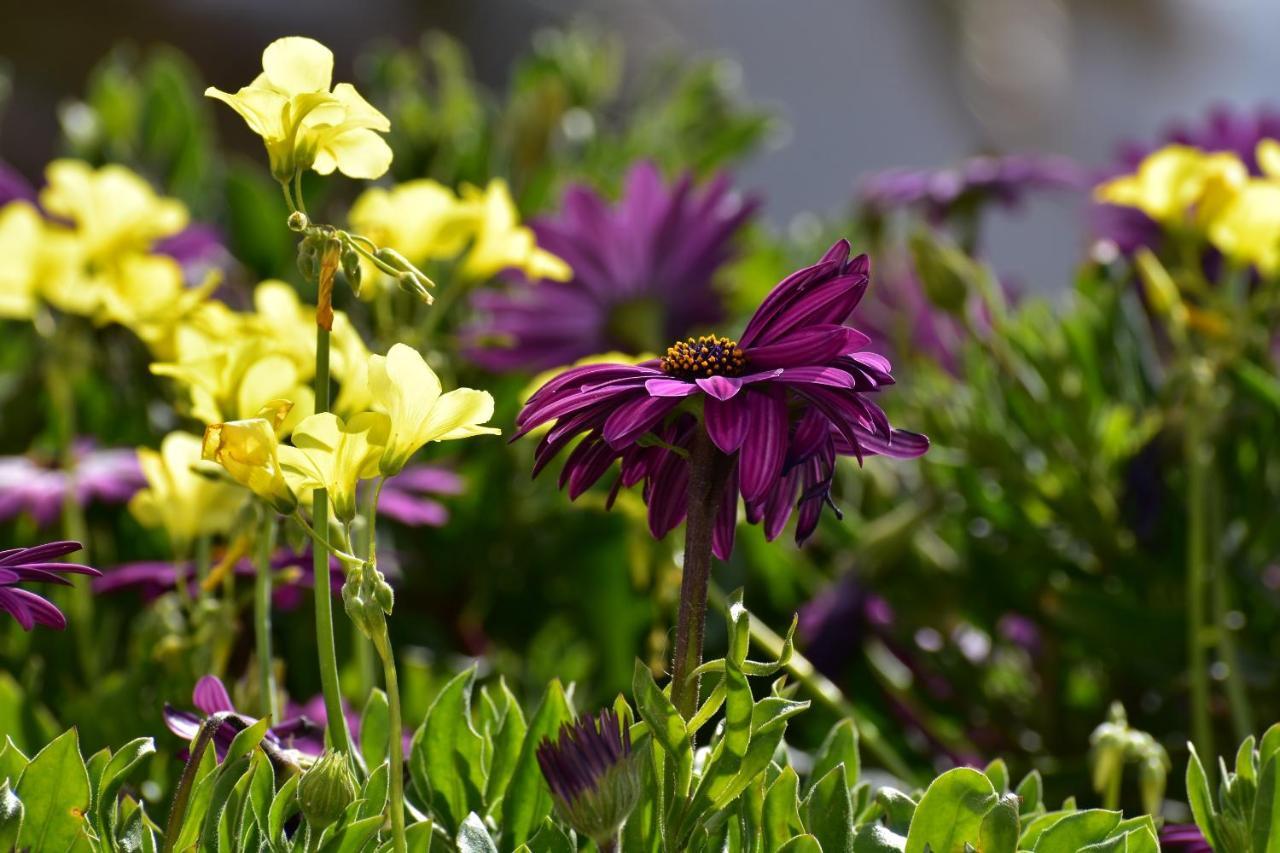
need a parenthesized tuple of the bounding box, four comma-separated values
(15, 728, 92, 852)
(501, 678, 573, 847)
(875, 789, 917, 835)
(763, 766, 804, 851)
(1015, 769, 1044, 817)
(118, 799, 158, 853)
(1119, 826, 1160, 853)
(360, 762, 390, 820)
(360, 689, 391, 771)
(86, 747, 111, 811)
(984, 758, 1009, 793)
(225, 717, 271, 766)
(320, 813, 385, 853)
(97, 736, 156, 839)
(810, 719, 860, 795)
(978, 793, 1020, 853)
(198, 754, 252, 851)
(410, 667, 487, 834)
(853, 823, 908, 852)
(684, 658, 753, 828)
(632, 661, 693, 798)
(483, 679, 527, 813)
(266, 772, 300, 851)
(803, 764, 854, 853)
(1032, 809, 1121, 852)
(1253, 755, 1280, 853)
(0, 780, 23, 852)
(1019, 811, 1071, 849)
(903, 766, 997, 853)
(526, 817, 576, 853)
(0, 738, 28, 787)
(246, 751, 274, 843)
(777, 834, 823, 853)
(1186, 743, 1220, 850)
(1239, 735, 1259, 783)
(1261, 724, 1280, 770)
(457, 811, 499, 853)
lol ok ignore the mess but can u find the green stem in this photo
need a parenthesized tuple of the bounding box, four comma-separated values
(1208, 464, 1253, 740)
(313, 325, 352, 754)
(255, 509, 279, 721)
(194, 535, 212, 584)
(371, 626, 407, 853)
(1185, 375, 1214, 776)
(162, 713, 228, 852)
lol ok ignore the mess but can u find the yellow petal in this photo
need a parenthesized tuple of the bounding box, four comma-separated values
(418, 388, 499, 442)
(331, 83, 391, 132)
(1259, 140, 1280, 180)
(315, 128, 394, 180)
(0, 202, 43, 320)
(262, 37, 334, 96)
(205, 86, 287, 139)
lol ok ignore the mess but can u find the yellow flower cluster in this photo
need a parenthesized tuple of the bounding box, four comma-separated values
(348, 178, 570, 295)
(201, 343, 498, 523)
(0, 160, 215, 354)
(1097, 141, 1280, 275)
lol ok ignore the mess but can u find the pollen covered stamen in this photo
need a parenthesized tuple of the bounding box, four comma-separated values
(660, 334, 746, 379)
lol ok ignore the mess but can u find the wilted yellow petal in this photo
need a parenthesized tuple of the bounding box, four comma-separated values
(203, 417, 297, 513)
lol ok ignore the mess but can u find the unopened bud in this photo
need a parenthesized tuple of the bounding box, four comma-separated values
(341, 247, 363, 295)
(287, 211, 310, 232)
(375, 578, 395, 614)
(297, 750, 357, 831)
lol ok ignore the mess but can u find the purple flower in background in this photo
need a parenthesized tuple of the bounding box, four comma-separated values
(370, 464, 463, 527)
(1093, 104, 1280, 253)
(859, 153, 1083, 223)
(1158, 824, 1212, 853)
(515, 240, 928, 558)
(155, 222, 229, 277)
(0, 163, 37, 207)
(95, 548, 341, 609)
(0, 442, 145, 528)
(465, 161, 758, 372)
(0, 540, 99, 630)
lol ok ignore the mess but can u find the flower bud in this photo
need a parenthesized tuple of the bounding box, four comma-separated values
(536, 709, 641, 847)
(297, 750, 357, 831)
(341, 246, 363, 295)
(374, 577, 395, 614)
(396, 270, 435, 304)
(287, 211, 310, 232)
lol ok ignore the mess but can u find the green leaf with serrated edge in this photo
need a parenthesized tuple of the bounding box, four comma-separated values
(777, 834, 823, 853)
(360, 762, 390, 820)
(360, 689, 390, 771)
(1032, 809, 1121, 852)
(198, 753, 252, 851)
(225, 716, 271, 766)
(409, 667, 487, 833)
(0, 738, 28, 787)
(631, 661, 693, 797)
(1238, 735, 1259, 783)
(853, 823, 908, 852)
(978, 793, 1020, 853)
(97, 736, 156, 840)
(810, 719, 860, 795)
(803, 764, 854, 853)
(266, 771, 299, 850)
(15, 728, 91, 852)
(1261, 724, 1280, 770)
(903, 766, 997, 853)
(984, 758, 1009, 793)
(527, 816, 576, 853)
(763, 766, 804, 851)
(876, 788, 917, 835)
(502, 678, 574, 847)
(1015, 769, 1043, 817)
(483, 679, 527, 813)
(1186, 743, 1220, 850)
(1253, 755, 1280, 853)
(0, 781, 23, 852)
(683, 658, 753, 831)
(456, 810, 499, 853)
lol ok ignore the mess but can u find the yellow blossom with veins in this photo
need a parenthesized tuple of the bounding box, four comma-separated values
(130, 431, 245, 551)
(279, 412, 390, 523)
(0, 202, 44, 320)
(202, 404, 298, 514)
(367, 343, 499, 476)
(205, 36, 392, 181)
(1095, 145, 1248, 229)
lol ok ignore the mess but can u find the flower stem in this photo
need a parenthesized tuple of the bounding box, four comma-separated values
(1185, 371, 1214, 775)
(255, 509, 278, 721)
(371, 625, 407, 853)
(162, 713, 229, 852)
(670, 427, 729, 721)
(313, 324, 352, 753)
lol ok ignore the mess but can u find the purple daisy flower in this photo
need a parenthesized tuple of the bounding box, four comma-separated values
(860, 153, 1083, 223)
(0, 540, 99, 630)
(1157, 823, 1212, 852)
(464, 161, 758, 372)
(1093, 103, 1280, 253)
(0, 442, 145, 528)
(94, 548, 341, 609)
(514, 239, 928, 557)
(370, 464, 464, 528)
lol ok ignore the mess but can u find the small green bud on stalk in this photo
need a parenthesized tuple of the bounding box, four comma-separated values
(297, 750, 357, 832)
(287, 211, 310, 232)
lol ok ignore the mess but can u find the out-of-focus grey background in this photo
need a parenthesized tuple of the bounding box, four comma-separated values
(2, 0, 1276, 288)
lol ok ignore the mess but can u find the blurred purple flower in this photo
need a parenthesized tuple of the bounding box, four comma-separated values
(0, 442, 145, 528)
(515, 240, 927, 558)
(371, 464, 464, 528)
(0, 540, 99, 630)
(860, 153, 1083, 223)
(464, 161, 758, 372)
(1158, 824, 1212, 853)
(996, 612, 1042, 656)
(1093, 104, 1280, 253)
(155, 223, 229, 276)
(94, 548, 341, 609)
(0, 163, 37, 207)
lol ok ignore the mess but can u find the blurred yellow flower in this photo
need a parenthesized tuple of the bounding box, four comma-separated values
(279, 412, 389, 522)
(457, 179, 571, 281)
(40, 160, 188, 259)
(98, 254, 220, 357)
(1095, 145, 1247, 228)
(205, 36, 392, 181)
(367, 343, 499, 475)
(130, 431, 245, 550)
(0, 202, 44, 320)
(1207, 179, 1280, 275)
(202, 410, 298, 514)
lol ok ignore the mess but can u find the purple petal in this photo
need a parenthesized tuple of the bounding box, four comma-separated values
(695, 375, 744, 401)
(193, 676, 236, 715)
(747, 326, 870, 370)
(643, 378, 698, 398)
(602, 395, 681, 449)
(712, 463, 740, 560)
(738, 388, 789, 502)
(704, 394, 750, 454)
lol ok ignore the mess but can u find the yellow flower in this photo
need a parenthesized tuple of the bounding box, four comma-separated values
(202, 407, 298, 514)
(205, 37, 392, 181)
(367, 343, 499, 475)
(279, 412, 390, 522)
(0, 202, 44, 320)
(98, 254, 220, 357)
(1207, 179, 1280, 275)
(1095, 145, 1247, 228)
(348, 179, 475, 265)
(40, 160, 188, 259)
(130, 431, 245, 550)
(457, 180, 571, 281)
